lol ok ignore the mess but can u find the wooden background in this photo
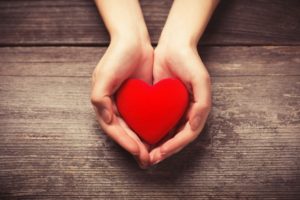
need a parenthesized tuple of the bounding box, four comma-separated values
(0, 0, 300, 199)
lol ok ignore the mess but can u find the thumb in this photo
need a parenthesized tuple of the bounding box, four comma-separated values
(187, 72, 211, 132)
(188, 103, 202, 131)
(188, 101, 211, 132)
(91, 79, 114, 124)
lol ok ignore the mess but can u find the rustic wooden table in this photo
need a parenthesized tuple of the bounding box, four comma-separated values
(0, 0, 299, 199)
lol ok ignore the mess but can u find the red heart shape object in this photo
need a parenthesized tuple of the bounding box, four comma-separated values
(116, 78, 189, 145)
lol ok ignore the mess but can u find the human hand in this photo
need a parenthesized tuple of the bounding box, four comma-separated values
(148, 0, 218, 165)
(92, 0, 154, 168)
(91, 38, 153, 168)
(92, 0, 217, 168)
(149, 42, 212, 165)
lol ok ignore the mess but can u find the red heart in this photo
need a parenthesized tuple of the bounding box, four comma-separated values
(115, 78, 189, 145)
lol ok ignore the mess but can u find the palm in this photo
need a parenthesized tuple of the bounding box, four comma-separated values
(150, 46, 212, 164)
(91, 43, 153, 168)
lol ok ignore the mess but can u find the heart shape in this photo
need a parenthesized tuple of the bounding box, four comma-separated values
(115, 78, 189, 145)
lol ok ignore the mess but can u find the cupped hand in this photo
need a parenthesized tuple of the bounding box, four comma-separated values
(91, 38, 153, 168)
(150, 43, 212, 165)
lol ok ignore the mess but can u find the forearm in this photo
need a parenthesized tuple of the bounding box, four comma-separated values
(159, 0, 219, 47)
(94, 0, 150, 44)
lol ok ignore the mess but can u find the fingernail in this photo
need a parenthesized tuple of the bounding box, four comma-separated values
(100, 108, 111, 124)
(152, 153, 164, 165)
(190, 116, 201, 131)
(153, 159, 162, 165)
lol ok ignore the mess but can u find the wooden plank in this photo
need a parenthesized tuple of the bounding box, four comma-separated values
(0, 0, 299, 46)
(0, 46, 300, 77)
(0, 75, 299, 198)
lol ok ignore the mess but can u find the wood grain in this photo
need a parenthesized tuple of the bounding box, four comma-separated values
(0, 0, 299, 46)
(0, 47, 299, 199)
(0, 46, 299, 77)
(0, 0, 300, 198)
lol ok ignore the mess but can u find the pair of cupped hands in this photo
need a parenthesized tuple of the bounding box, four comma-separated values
(91, 35, 211, 168)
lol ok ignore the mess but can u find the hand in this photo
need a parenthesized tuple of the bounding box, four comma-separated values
(91, 38, 153, 168)
(93, 0, 154, 168)
(92, 0, 218, 167)
(150, 43, 212, 165)
(148, 0, 218, 165)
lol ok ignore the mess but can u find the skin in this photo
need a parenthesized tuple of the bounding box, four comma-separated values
(92, 0, 153, 168)
(92, 0, 219, 168)
(150, 0, 219, 165)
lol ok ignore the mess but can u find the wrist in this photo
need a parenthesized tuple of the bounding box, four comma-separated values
(156, 35, 197, 55)
(111, 31, 151, 52)
(155, 36, 199, 66)
(111, 35, 151, 53)
(108, 31, 153, 63)
(158, 30, 199, 51)
(109, 21, 151, 45)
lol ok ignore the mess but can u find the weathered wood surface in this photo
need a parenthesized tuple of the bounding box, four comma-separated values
(0, 47, 300, 199)
(1, 0, 300, 198)
(0, 0, 299, 46)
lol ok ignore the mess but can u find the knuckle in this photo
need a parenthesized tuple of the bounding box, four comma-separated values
(90, 93, 102, 106)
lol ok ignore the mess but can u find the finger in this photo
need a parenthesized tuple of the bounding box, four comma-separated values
(95, 108, 140, 157)
(188, 72, 211, 131)
(119, 118, 150, 168)
(149, 124, 193, 165)
(149, 148, 163, 165)
(90, 75, 116, 124)
(91, 96, 113, 124)
(91, 76, 114, 107)
(129, 136, 150, 169)
(160, 106, 208, 155)
(111, 96, 120, 116)
(133, 156, 148, 169)
(153, 127, 177, 148)
(184, 60, 212, 131)
(150, 118, 206, 165)
(91, 62, 129, 111)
